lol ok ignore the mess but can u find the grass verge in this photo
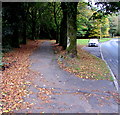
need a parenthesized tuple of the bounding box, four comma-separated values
(99, 38, 112, 43)
(77, 38, 112, 45)
(77, 39, 89, 45)
(54, 45, 113, 81)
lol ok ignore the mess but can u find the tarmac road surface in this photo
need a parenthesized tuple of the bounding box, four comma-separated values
(100, 38, 119, 81)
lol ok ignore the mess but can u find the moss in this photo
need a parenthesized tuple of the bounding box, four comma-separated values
(66, 13, 77, 58)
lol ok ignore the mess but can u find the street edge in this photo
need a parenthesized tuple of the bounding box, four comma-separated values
(100, 43, 119, 91)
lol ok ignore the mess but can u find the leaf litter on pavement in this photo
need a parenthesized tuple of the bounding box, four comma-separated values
(1, 40, 44, 113)
(1, 40, 119, 113)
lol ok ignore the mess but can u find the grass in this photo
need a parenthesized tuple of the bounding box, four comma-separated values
(77, 39, 89, 45)
(56, 45, 113, 81)
(99, 38, 112, 43)
(77, 38, 112, 45)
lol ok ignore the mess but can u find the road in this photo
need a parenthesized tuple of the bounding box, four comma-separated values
(100, 38, 119, 81)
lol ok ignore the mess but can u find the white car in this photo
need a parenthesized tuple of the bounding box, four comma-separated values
(88, 39, 99, 47)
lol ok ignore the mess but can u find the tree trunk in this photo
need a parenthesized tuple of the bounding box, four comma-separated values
(60, 2, 67, 50)
(12, 26, 20, 48)
(32, 20, 35, 40)
(21, 3, 28, 44)
(22, 23, 27, 44)
(66, 2, 78, 58)
(53, 2, 60, 44)
(31, 9, 36, 40)
(56, 28, 59, 44)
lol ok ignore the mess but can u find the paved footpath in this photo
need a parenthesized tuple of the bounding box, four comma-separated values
(16, 41, 118, 113)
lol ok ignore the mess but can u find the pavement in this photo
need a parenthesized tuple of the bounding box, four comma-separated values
(15, 41, 118, 113)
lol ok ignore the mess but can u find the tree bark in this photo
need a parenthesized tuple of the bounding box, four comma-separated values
(53, 2, 59, 44)
(22, 23, 27, 44)
(12, 26, 20, 48)
(31, 9, 37, 40)
(60, 2, 67, 50)
(10, 4, 20, 48)
(66, 2, 78, 57)
(21, 3, 28, 44)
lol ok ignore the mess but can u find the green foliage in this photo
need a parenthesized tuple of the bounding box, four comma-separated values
(108, 14, 119, 37)
(77, 3, 110, 38)
(89, 16, 110, 38)
(77, 2, 92, 37)
(2, 2, 59, 50)
(101, 17, 110, 38)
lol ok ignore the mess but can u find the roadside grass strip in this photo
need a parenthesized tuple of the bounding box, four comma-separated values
(57, 45, 113, 81)
(99, 38, 112, 43)
(77, 38, 112, 45)
(77, 39, 89, 45)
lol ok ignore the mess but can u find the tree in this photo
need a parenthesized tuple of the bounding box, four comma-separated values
(101, 17, 110, 38)
(77, 3, 110, 38)
(77, 2, 92, 37)
(52, 2, 62, 43)
(38, 3, 57, 39)
(117, 14, 120, 36)
(2, 2, 79, 57)
(59, 2, 78, 57)
(95, 2, 120, 15)
(59, 2, 67, 49)
(2, 3, 22, 48)
(66, 2, 78, 57)
(88, 15, 110, 38)
(108, 15, 118, 37)
(19, 3, 29, 44)
(5, 2, 119, 57)
(2, 2, 57, 50)
(93, 2, 120, 37)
